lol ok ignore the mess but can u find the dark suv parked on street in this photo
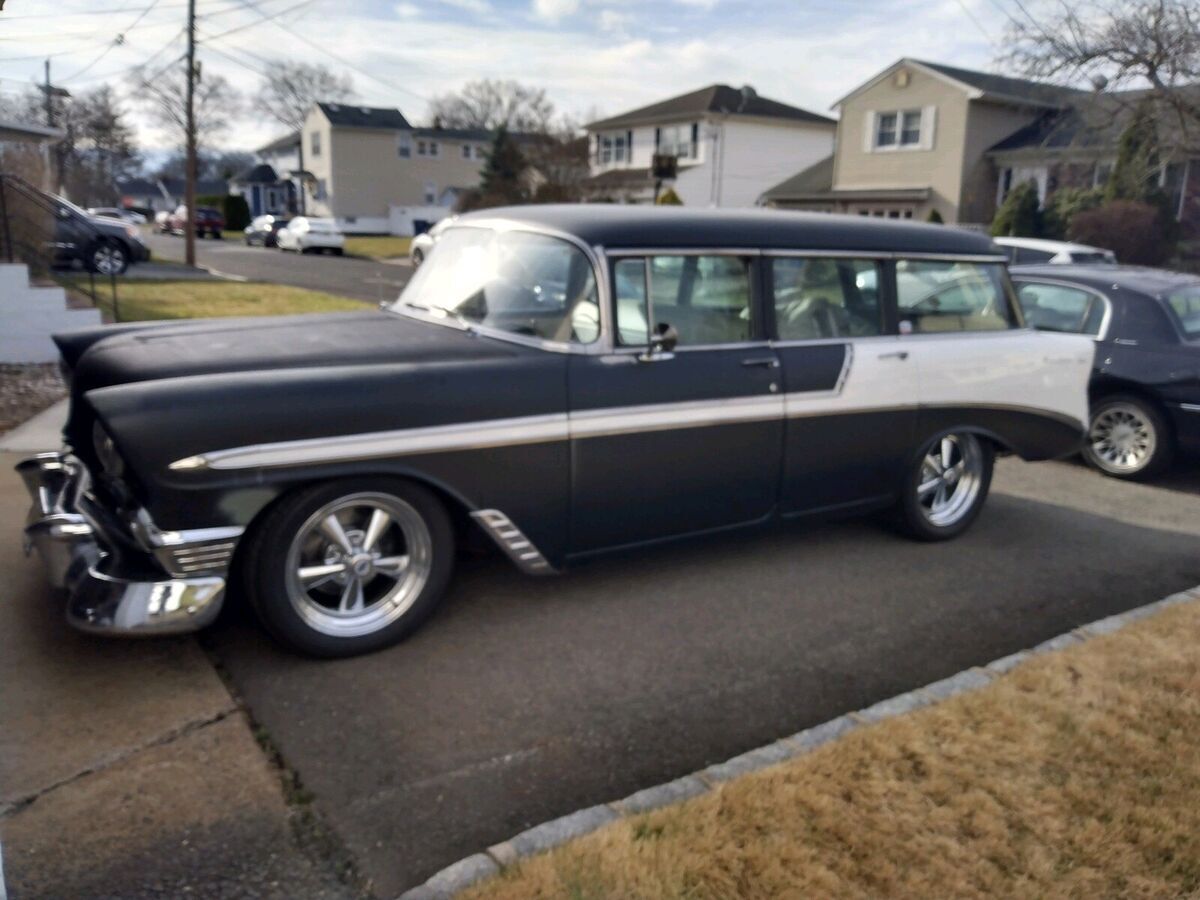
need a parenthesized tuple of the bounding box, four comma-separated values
(52, 196, 150, 275)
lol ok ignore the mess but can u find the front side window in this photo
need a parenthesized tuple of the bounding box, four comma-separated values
(771, 258, 882, 340)
(614, 254, 752, 346)
(1166, 285, 1200, 339)
(1015, 281, 1104, 335)
(896, 260, 1016, 333)
(393, 228, 599, 344)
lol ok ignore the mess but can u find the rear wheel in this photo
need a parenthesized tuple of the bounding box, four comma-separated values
(244, 478, 454, 657)
(896, 431, 993, 541)
(1083, 395, 1173, 480)
(411, 247, 424, 267)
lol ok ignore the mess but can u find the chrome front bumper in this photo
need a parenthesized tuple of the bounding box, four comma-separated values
(18, 452, 232, 636)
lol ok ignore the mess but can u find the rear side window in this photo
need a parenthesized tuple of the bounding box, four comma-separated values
(1165, 285, 1200, 339)
(614, 255, 752, 346)
(896, 260, 1016, 333)
(1015, 282, 1105, 335)
(771, 258, 882, 339)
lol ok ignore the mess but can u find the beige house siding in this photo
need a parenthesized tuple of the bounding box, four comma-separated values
(834, 65, 969, 220)
(958, 101, 1039, 225)
(302, 107, 334, 217)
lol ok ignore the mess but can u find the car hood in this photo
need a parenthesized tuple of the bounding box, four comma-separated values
(59, 311, 519, 393)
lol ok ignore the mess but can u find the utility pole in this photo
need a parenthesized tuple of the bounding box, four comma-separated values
(39, 59, 70, 194)
(184, 0, 197, 267)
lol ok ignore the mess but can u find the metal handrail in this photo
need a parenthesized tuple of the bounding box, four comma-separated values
(0, 172, 122, 321)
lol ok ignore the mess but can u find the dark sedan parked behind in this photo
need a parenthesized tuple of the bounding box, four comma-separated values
(1012, 265, 1200, 479)
(244, 214, 290, 247)
(52, 195, 150, 275)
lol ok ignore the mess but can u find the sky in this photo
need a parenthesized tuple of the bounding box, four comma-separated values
(0, 0, 1023, 156)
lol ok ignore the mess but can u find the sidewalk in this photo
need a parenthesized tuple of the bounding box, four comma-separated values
(0, 451, 354, 898)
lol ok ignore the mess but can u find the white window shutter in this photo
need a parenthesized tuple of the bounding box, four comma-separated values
(863, 111, 876, 152)
(920, 105, 937, 150)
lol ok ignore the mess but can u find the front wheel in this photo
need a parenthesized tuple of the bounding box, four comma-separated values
(1083, 395, 1173, 480)
(88, 240, 128, 275)
(243, 478, 455, 657)
(896, 431, 993, 541)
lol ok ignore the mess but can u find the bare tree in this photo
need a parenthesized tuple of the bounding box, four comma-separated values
(428, 79, 555, 133)
(255, 61, 355, 133)
(135, 65, 241, 156)
(1004, 0, 1200, 146)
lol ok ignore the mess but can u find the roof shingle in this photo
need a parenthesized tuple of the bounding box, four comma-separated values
(586, 84, 835, 131)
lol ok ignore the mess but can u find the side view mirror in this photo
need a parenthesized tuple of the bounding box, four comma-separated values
(639, 322, 678, 362)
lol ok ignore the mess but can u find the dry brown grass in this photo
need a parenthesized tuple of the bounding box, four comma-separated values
(467, 601, 1200, 900)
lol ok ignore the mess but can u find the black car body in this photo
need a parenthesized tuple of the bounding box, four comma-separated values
(1012, 264, 1200, 479)
(244, 214, 290, 247)
(52, 196, 150, 275)
(20, 207, 1093, 657)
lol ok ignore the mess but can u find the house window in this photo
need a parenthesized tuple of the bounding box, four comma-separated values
(428, 140, 440, 158)
(876, 113, 898, 147)
(870, 108, 930, 151)
(462, 144, 471, 160)
(424, 181, 437, 204)
(417, 140, 439, 157)
(398, 133, 412, 158)
(417, 140, 426, 156)
(310, 130, 321, 156)
(475, 145, 486, 160)
(656, 123, 697, 160)
(600, 131, 631, 165)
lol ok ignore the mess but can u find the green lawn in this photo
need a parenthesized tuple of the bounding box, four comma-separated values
(343, 235, 412, 260)
(70, 278, 368, 321)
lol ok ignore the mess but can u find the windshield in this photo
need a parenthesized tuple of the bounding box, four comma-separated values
(1165, 285, 1200, 339)
(392, 226, 600, 344)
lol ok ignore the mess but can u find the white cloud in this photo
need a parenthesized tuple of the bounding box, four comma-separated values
(532, 0, 580, 23)
(395, 2, 421, 18)
(598, 9, 632, 32)
(436, 0, 492, 14)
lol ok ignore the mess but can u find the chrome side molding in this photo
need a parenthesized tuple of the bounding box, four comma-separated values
(470, 509, 555, 575)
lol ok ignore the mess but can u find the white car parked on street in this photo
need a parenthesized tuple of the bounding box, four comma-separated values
(88, 206, 148, 225)
(276, 217, 346, 255)
(994, 236, 1116, 265)
(409, 216, 455, 267)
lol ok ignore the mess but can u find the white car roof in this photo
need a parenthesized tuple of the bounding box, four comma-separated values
(993, 236, 1110, 254)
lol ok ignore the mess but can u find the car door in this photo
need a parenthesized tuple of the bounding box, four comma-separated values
(567, 252, 783, 554)
(766, 255, 919, 514)
(896, 258, 1092, 442)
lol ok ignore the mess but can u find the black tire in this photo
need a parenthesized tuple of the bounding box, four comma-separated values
(1082, 394, 1174, 481)
(213, 230, 222, 240)
(332, 247, 343, 256)
(895, 430, 994, 541)
(87, 239, 128, 275)
(242, 477, 455, 658)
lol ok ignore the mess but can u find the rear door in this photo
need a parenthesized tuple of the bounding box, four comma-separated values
(895, 258, 1092, 445)
(767, 254, 919, 513)
(567, 252, 783, 554)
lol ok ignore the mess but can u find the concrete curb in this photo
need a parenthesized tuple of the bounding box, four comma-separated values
(397, 585, 1200, 900)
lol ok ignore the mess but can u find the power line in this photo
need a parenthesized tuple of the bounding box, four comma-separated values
(952, 0, 1001, 48)
(64, 0, 165, 82)
(199, 0, 321, 42)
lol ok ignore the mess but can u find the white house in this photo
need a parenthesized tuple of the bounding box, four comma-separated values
(583, 84, 836, 206)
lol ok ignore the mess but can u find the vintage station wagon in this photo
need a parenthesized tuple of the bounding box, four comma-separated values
(21, 207, 1093, 656)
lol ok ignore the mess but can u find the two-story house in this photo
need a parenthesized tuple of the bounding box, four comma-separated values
(760, 58, 1199, 231)
(300, 102, 502, 234)
(583, 84, 836, 206)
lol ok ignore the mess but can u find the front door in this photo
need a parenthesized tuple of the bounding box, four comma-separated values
(567, 253, 783, 554)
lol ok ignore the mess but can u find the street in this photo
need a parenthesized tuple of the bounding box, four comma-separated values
(141, 230, 413, 304)
(205, 456, 1200, 897)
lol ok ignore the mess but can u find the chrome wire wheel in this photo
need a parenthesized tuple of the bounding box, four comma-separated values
(916, 433, 985, 528)
(1088, 403, 1156, 474)
(284, 492, 433, 638)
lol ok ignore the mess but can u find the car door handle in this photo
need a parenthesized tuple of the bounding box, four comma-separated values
(878, 351, 909, 360)
(741, 356, 779, 368)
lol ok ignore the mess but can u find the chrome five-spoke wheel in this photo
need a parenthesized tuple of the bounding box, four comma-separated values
(917, 433, 984, 527)
(247, 478, 454, 657)
(286, 493, 432, 638)
(899, 430, 994, 540)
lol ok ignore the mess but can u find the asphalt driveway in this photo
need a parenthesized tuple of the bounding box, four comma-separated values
(142, 230, 412, 304)
(204, 458, 1200, 897)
